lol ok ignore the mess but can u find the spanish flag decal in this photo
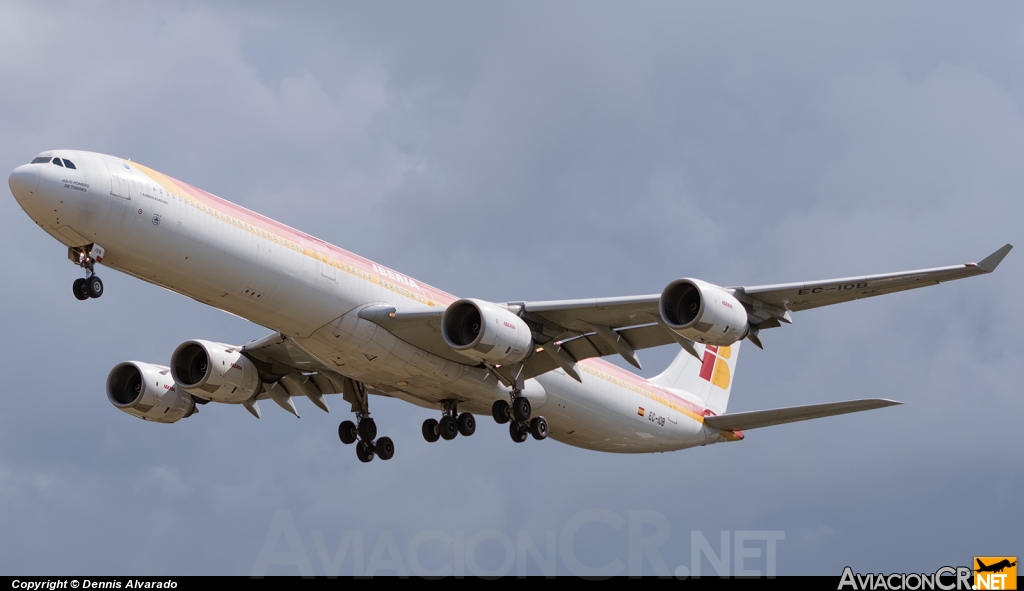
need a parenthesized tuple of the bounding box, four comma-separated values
(638, 407, 645, 417)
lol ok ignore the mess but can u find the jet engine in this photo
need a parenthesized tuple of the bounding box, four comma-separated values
(169, 339, 261, 403)
(660, 278, 749, 346)
(106, 361, 197, 423)
(441, 298, 533, 365)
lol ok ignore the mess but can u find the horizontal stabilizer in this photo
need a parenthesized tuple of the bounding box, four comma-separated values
(703, 398, 901, 431)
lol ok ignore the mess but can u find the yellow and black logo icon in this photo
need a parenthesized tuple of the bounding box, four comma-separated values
(974, 557, 1016, 590)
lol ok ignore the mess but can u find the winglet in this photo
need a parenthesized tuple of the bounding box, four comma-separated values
(976, 244, 1012, 272)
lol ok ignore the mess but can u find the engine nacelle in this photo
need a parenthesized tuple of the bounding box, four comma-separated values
(169, 340, 261, 403)
(441, 299, 533, 365)
(106, 361, 196, 423)
(659, 278, 749, 346)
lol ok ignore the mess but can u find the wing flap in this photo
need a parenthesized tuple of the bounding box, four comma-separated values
(519, 323, 678, 381)
(703, 398, 901, 431)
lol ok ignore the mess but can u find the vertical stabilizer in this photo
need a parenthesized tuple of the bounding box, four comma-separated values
(649, 341, 740, 415)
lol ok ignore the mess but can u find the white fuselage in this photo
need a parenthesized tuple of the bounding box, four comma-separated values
(10, 150, 732, 453)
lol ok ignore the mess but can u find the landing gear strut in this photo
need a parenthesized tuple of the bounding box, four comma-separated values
(492, 366, 547, 442)
(422, 400, 475, 443)
(336, 377, 393, 462)
(69, 245, 104, 300)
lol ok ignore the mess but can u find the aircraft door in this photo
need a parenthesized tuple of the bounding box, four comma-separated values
(311, 238, 336, 281)
(103, 159, 131, 199)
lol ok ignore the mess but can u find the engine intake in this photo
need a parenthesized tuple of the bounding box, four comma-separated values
(106, 361, 196, 423)
(170, 340, 261, 403)
(660, 278, 749, 346)
(441, 299, 533, 365)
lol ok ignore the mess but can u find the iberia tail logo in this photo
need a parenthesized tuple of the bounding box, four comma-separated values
(699, 345, 731, 389)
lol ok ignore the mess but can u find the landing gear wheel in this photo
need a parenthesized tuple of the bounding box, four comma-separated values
(439, 415, 458, 440)
(422, 418, 440, 443)
(509, 422, 529, 443)
(375, 437, 394, 460)
(529, 416, 548, 440)
(358, 417, 377, 441)
(338, 420, 357, 444)
(86, 275, 103, 298)
(355, 440, 375, 463)
(491, 400, 510, 424)
(73, 278, 89, 301)
(457, 413, 476, 437)
(512, 397, 532, 422)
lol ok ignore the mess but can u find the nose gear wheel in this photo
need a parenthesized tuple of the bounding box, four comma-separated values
(70, 245, 104, 300)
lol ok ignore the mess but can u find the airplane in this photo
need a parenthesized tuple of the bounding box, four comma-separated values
(976, 559, 1016, 574)
(8, 149, 1012, 463)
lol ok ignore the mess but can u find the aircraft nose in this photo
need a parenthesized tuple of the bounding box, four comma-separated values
(9, 164, 40, 200)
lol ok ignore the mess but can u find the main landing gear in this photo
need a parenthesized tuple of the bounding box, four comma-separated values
(338, 417, 394, 463)
(491, 390, 548, 443)
(422, 400, 475, 443)
(336, 377, 394, 463)
(70, 245, 104, 300)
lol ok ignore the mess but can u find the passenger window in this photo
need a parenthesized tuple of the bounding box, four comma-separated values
(31, 156, 51, 164)
(62, 160, 76, 169)
(52, 158, 64, 167)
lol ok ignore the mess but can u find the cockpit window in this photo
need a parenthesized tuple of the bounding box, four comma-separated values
(31, 156, 51, 164)
(52, 158, 64, 167)
(63, 159, 76, 169)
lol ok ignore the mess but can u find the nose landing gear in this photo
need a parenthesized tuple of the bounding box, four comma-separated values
(69, 245, 104, 300)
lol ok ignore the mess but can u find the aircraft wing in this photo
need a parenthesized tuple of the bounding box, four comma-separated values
(515, 244, 1011, 331)
(239, 332, 398, 415)
(735, 243, 1013, 314)
(353, 244, 1011, 382)
(703, 398, 902, 431)
(239, 332, 350, 393)
(356, 304, 478, 365)
(513, 295, 661, 334)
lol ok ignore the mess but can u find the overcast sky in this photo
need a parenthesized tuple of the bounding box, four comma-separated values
(1, 1, 1021, 576)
